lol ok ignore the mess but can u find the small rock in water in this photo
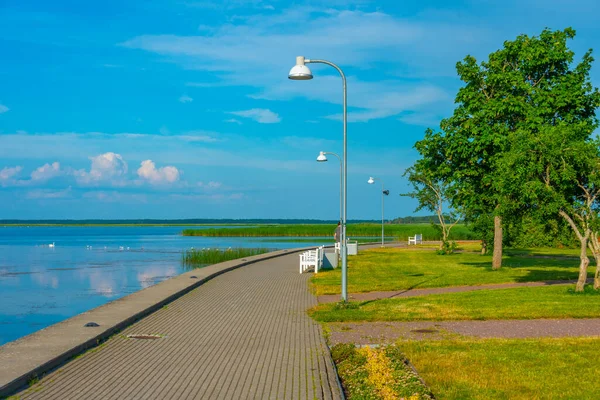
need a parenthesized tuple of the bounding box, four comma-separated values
(84, 322, 100, 327)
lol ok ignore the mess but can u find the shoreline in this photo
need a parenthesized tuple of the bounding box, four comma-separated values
(0, 247, 312, 397)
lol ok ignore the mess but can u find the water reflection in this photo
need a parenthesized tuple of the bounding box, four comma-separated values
(0, 226, 331, 345)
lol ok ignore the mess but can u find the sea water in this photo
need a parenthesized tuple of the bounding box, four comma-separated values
(0, 226, 328, 345)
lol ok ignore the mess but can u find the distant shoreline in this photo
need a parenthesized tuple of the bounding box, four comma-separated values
(0, 216, 441, 227)
(1, 223, 260, 227)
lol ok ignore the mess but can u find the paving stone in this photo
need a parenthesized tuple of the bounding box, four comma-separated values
(15, 253, 341, 400)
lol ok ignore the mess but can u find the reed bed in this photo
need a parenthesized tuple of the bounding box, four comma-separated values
(182, 223, 476, 240)
(182, 247, 271, 267)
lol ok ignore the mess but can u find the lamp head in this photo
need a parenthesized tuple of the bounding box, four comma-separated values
(316, 151, 328, 162)
(288, 56, 313, 80)
(368, 177, 375, 184)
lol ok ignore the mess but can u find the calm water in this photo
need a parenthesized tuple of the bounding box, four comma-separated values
(0, 226, 328, 346)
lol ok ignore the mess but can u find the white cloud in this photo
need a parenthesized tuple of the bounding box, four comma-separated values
(137, 160, 180, 184)
(26, 187, 72, 199)
(179, 131, 219, 142)
(224, 118, 242, 125)
(75, 152, 128, 184)
(82, 191, 148, 203)
(398, 112, 443, 127)
(0, 105, 9, 114)
(179, 95, 193, 103)
(0, 166, 22, 181)
(198, 181, 222, 189)
(31, 162, 61, 181)
(229, 108, 281, 123)
(119, 8, 476, 121)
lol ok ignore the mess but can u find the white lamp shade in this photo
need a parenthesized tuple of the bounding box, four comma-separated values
(368, 177, 375, 184)
(316, 151, 328, 162)
(288, 64, 313, 80)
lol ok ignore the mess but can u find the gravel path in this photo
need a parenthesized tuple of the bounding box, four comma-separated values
(318, 279, 584, 304)
(328, 319, 600, 344)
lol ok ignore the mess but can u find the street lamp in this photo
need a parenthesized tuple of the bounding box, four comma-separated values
(368, 177, 388, 247)
(316, 151, 342, 225)
(290, 56, 348, 302)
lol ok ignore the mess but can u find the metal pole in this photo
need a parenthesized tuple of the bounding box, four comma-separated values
(339, 157, 343, 227)
(324, 152, 343, 227)
(306, 59, 348, 302)
(381, 181, 384, 247)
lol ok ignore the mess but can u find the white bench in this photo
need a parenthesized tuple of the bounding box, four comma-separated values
(408, 234, 422, 245)
(334, 239, 358, 255)
(299, 246, 324, 273)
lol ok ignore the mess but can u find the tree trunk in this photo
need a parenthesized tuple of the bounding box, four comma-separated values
(559, 210, 590, 292)
(481, 241, 487, 255)
(592, 250, 600, 290)
(576, 238, 590, 292)
(492, 215, 503, 270)
(589, 234, 600, 290)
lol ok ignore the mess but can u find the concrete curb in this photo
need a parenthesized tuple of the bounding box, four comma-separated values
(0, 246, 314, 398)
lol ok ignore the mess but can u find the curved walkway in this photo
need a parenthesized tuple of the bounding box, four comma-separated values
(13, 253, 341, 400)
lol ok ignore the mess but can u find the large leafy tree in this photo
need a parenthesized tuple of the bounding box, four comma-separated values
(499, 130, 600, 291)
(416, 28, 599, 270)
(493, 28, 600, 290)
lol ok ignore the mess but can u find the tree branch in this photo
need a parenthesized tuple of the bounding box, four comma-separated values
(560, 209, 584, 242)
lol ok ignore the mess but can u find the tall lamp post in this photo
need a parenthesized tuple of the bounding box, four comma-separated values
(289, 56, 348, 302)
(368, 177, 388, 247)
(316, 151, 342, 225)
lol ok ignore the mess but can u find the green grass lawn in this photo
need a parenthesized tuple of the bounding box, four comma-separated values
(311, 247, 593, 295)
(310, 285, 600, 322)
(400, 337, 600, 400)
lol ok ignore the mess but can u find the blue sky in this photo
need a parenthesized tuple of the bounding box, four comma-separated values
(1, 0, 599, 220)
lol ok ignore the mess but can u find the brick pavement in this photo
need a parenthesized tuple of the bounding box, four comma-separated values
(13, 253, 341, 400)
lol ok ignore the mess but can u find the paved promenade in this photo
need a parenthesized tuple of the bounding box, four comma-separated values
(13, 253, 342, 399)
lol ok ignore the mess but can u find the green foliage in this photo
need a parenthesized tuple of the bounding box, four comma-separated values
(182, 223, 477, 240)
(505, 216, 576, 248)
(402, 162, 463, 251)
(436, 240, 458, 255)
(413, 28, 600, 252)
(389, 215, 439, 224)
(182, 247, 270, 267)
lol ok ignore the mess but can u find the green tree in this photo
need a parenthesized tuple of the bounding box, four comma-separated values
(493, 29, 600, 291)
(402, 161, 463, 254)
(416, 28, 599, 270)
(501, 131, 600, 291)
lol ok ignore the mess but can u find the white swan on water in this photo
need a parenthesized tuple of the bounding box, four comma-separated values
(48, 242, 55, 248)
